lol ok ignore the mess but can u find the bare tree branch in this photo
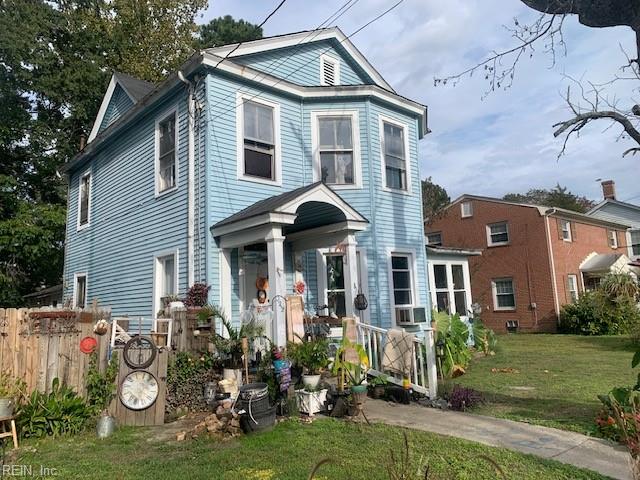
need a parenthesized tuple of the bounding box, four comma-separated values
(553, 110, 640, 143)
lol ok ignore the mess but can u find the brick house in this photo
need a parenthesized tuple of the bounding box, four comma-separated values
(425, 195, 633, 332)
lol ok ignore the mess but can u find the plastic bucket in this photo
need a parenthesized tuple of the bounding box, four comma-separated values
(240, 405, 276, 434)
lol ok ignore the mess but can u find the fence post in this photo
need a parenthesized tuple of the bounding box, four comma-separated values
(172, 307, 187, 352)
(424, 328, 438, 399)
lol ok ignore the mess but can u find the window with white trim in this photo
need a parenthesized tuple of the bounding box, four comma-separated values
(567, 274, 579, 303)
(325, 253, 346, 317)
(430, 263, 469, 316)
(632, 230, 640, 256)
(74, 273, 87, 309)
(426, 232, 442, 246)
(391, 253, 414, 323)
(320, 55, 340, 86)
(157, 112, 176, 193)
(78, 172, 91, 228)
(492, 278, 515, 310)
(560, 220, 572, 242)
(318, 115, 354, 185)
(608, 230, 618, 249)
(155, 252, 177, 315)
(382, 121, 408, 190)
(243, 100, 276, 181)
(461, 201, 473, 218)
(487, 222, 509, 246)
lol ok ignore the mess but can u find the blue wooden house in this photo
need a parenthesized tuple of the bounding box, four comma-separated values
(62, 28, 430, 346)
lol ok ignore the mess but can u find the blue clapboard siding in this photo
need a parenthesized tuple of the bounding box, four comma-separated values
(232, 40, 370, 87)
(98, 85, 134, 133)
(64, 87, 191, 317)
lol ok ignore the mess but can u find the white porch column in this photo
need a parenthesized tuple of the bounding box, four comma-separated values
(343, 234, 359, 318)
(266, 227, 286, 347)
(219, 248, 233, 338)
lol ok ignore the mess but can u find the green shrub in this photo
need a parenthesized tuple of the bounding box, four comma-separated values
(165, 351, 218, 415)
(86, 352, 119, 415)
(287, 337, 330, 375)
(472, 318, 498, 356)
(17, 378, 92, 438)
(433, 311, 472, 378)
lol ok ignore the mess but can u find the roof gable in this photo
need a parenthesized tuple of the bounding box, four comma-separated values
(204, 27, 393, 92)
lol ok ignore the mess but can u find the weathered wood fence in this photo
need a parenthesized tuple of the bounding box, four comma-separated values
(0, 308, 110, 395)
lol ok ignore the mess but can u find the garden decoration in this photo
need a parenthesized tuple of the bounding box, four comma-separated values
(294, 280, 305, 295)
(93, 318, 109, 336)
(332, 329, 370, 422)
(79, 336, 97, 354)
(354, 291, 368, 311)
(123, 335, 157, 369)
(120, 370, 159, 411)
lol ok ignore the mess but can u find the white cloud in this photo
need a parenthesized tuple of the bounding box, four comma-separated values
(201, 0, 640, 202)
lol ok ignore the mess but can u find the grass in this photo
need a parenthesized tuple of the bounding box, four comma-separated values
(451, 334, 636, 434)
(13, 419, 608, 479)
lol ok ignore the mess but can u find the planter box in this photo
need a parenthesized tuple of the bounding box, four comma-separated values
(295, 389, 328, 416)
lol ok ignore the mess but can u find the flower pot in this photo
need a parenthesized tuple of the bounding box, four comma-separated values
(350, 384, 368, 408)
(223, 368, 243, 387)
(369, 384, 386, 399)
(96, 413, 116, 439)
(0, 397, 14, 417)
(301, 374, 321, 390)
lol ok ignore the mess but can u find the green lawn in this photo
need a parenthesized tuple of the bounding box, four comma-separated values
(451, 334, 636, 434)
(15, 419, 607, 479)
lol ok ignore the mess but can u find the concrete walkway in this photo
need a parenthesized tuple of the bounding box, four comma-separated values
(365, 400, 631, 480)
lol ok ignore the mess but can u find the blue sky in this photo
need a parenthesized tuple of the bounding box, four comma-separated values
(200, 0, 639, 203)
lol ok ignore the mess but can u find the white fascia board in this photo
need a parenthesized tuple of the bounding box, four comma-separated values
(278, 182, 368, 223)
(210, 212, 297, 238)
(87, 75, 118, 143)
(201, 54, 425, 132)
(206, 27, 394, 92)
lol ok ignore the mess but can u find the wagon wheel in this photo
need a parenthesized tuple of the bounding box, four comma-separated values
(123, 335, 157, 369)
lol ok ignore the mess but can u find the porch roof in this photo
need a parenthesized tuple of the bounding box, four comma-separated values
(580, 253, 623, 273)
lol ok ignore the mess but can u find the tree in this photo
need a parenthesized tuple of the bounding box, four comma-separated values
(422, 177, 451, 224)
(503, 184, 595, 212)
(436, 1, 640, 158)
(195, 15, 263, 50)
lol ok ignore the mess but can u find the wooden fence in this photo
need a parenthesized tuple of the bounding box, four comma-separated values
(0, 308, 110, 395)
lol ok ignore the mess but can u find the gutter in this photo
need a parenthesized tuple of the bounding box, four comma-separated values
(543, 208, 561, 318)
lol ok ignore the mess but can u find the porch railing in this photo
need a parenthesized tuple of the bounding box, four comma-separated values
(356, 322, 438, 399)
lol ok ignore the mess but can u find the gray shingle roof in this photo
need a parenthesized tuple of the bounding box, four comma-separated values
(580, 254, 622, 272)
(114, 72, 155, 103)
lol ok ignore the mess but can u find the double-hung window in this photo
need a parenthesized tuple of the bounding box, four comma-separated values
(77, 171, 91, 229)
(426, 232, 442, 246)
(492, 278, 515, 310)
(154, 252, 177, 316)
(560, 220, 572, 242)
(608, 230, 618, 249)
(391, 254, 414, 323)
(461, 201, 473, 218)
(381, 120, 408, 191)
(567, 274, 579, 303)
(156, 111, 177, 194)
(243, 100, 276, 181)
(632, 230, 640, 256)
(318, 116, 354, 185)
(74, 273, 87, 308)
(430, 263, 468, 316)
(487, 222, 509, 246)
(325, 254, 346, 317)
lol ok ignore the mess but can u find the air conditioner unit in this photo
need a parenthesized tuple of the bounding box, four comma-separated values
(396, 306, 427, 326)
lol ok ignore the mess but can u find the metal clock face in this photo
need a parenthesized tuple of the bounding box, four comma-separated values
(120, 370, 159, 410)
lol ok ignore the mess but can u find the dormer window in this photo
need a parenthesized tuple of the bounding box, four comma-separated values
(320, 55, 340, 86)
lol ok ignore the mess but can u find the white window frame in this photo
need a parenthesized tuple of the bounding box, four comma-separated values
(608, 230, 618, 249)
(319, 54, 341, 86)
(567, 274, 579, 303)
(154, 106, 179, 197)
(73, 272, 88, 309)
(426, 232, 442, 246)
(491, 277, 516, 311)
(386, 248, 419, 326)
(76, 170, 92, 231)
(461, 201, 473, 218)
(152, 248, 179, 317)
(630, 229, 640, 258)
(236, 93, 282, 186)
(427, 261, 472, 317)
(486, 222, 510, 247)
(560, 220, 572, 242)
(311, 110, 362, 189)
(378, 114, 412, 194)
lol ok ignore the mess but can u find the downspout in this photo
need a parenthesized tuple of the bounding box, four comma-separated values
(544, 209, 561, 319)
(178, 70, 196, 288)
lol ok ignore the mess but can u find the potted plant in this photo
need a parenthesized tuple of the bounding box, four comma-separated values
(368, 374, 388, 399)
(332, 333, 370, 408)
(0, 374, 26, 418)
(86, 352, 119, 438)
(287, 337, 329, 390)
(213, 313, 264, 386)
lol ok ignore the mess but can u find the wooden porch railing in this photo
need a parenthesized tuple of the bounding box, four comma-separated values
(356, 322, 438, 399)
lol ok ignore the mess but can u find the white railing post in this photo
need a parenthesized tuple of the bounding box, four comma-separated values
(424, 328, 438, 398)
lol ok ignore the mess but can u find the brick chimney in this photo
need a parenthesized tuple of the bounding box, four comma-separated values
(601, 180, 616, 200)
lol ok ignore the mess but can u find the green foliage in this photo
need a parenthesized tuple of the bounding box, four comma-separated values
(86, 352, 119, 414)
(331, 329, 369, 385)
(421, 177, 450, 223)
(287, 337, 330, 375)
(166, 351, 218, 414)
(596, 387, 639, 441)
(503, 184, 595, 213)
(559, 275, 640, 336)
(213, 314, 265, 368)
(433, 311, 472, 378)
(472, 319, 498, 356)
(196, 15, 263, 50)
(0, 373, 27, 402)
(17, 378, 92, 438)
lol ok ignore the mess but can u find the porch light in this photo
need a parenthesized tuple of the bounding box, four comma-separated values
(435, 338, 445, 359)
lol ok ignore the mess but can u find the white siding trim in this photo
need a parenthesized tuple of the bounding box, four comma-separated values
(386, 247, 419, 327)
(235, 92, 282, 186)
(152, 248, 179, 318)
(378, 114, 412, 195)
(87, 75, 118, 143)
(76, 169, 92, 231)
(310, 110, 362, 190)
(319, 54, 341, 86)
(154, 106, 179, 197)
(72, 272, 88, 309)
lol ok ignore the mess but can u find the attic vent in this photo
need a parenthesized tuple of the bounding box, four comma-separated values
(320, 55, 340, 86)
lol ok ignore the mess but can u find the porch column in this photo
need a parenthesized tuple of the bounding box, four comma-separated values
(266, 227, 286, 347)
(219, 248, 233, 338)
(343, 234, 359, 319)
